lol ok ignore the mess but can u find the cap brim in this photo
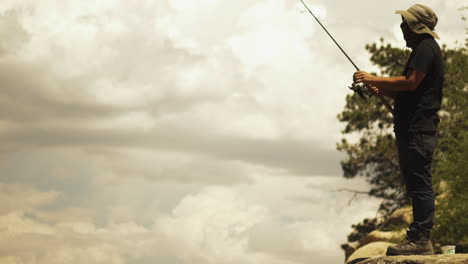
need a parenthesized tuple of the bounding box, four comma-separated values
(395, 10, 416, 23)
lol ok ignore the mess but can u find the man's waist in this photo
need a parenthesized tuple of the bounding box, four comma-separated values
(394, 128, 438, 136)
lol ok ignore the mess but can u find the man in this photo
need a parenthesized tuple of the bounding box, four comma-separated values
(353, 4, 443, 256)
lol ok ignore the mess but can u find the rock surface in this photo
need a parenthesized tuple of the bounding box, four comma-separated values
(356, 254, 468, 264)
(344, 207, 416, 262)
(359, 230, 406, 247)
(346, 242, 395, 264)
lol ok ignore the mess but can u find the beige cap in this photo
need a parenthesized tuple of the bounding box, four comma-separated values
(395, 4, 439, 39)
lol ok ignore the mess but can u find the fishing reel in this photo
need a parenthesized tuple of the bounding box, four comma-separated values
(348, 82, 373, 100)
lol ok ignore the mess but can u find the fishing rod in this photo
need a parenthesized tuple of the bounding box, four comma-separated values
(299, 0, 394, 115)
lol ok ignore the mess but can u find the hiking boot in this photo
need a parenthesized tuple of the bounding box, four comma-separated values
(386, 230, 434, 256)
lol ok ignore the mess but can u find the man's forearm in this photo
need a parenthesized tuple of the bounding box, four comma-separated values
(368, 76, 417, 92)
(354, 70, 425, 94)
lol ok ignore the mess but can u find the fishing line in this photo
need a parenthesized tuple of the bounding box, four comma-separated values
(298, 0, 360, 71)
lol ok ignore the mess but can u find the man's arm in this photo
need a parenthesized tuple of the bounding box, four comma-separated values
(354, 69, 426, 92)
(367, 85, 397, 99)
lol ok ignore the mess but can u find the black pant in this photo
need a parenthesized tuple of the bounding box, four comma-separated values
(395, 132, 437, 235)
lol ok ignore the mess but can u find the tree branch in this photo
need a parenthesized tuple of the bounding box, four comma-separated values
(335, 188, 369, 206)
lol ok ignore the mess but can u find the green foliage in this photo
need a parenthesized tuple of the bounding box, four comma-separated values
(346, 218, 379, 243)
(340, 218, 379, 255)
(433, 132, 468, 249)
(431, 44, 468, 188)
(431, 39, 468, 248)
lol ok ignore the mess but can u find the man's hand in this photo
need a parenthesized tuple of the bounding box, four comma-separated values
(353, 71, 376, 85)
(367, 85, 380, 95)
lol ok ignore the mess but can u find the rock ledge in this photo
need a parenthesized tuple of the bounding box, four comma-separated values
(353, 254, 468, 264)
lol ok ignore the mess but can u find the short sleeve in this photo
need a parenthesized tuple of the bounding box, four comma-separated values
(408, 42, 434, 74)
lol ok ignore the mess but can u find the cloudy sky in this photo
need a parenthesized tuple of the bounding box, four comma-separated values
(0, 0, 465, 263)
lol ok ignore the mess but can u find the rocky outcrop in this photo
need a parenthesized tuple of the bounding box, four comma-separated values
(344, 207, 412, 262)
(343, 182, 466, 263)
(354, 254, 468, 264)
(346, 242, 395, 264)
(358, 230, 406, 247)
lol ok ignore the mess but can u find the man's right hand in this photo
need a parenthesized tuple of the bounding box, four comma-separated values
(367, 85, 380, 95)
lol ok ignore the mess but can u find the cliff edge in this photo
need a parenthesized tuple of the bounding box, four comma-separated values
(348, 254, 468, 264)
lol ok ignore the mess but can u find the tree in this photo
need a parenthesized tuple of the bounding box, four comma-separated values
(432, 131, 468, 250)
(431, 23, 468, 248)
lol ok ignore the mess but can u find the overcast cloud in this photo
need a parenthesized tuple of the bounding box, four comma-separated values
(0, 0, 466, 263)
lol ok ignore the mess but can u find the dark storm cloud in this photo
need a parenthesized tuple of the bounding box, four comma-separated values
(0, 6, 343, 177)
(0, 10, 135, 123)
(0, 124, 343, 176)
(0, 59, 137, 122)
(0, 16, 208, 124)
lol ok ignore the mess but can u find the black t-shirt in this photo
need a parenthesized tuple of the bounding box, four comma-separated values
(394, 36, 444, 133)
